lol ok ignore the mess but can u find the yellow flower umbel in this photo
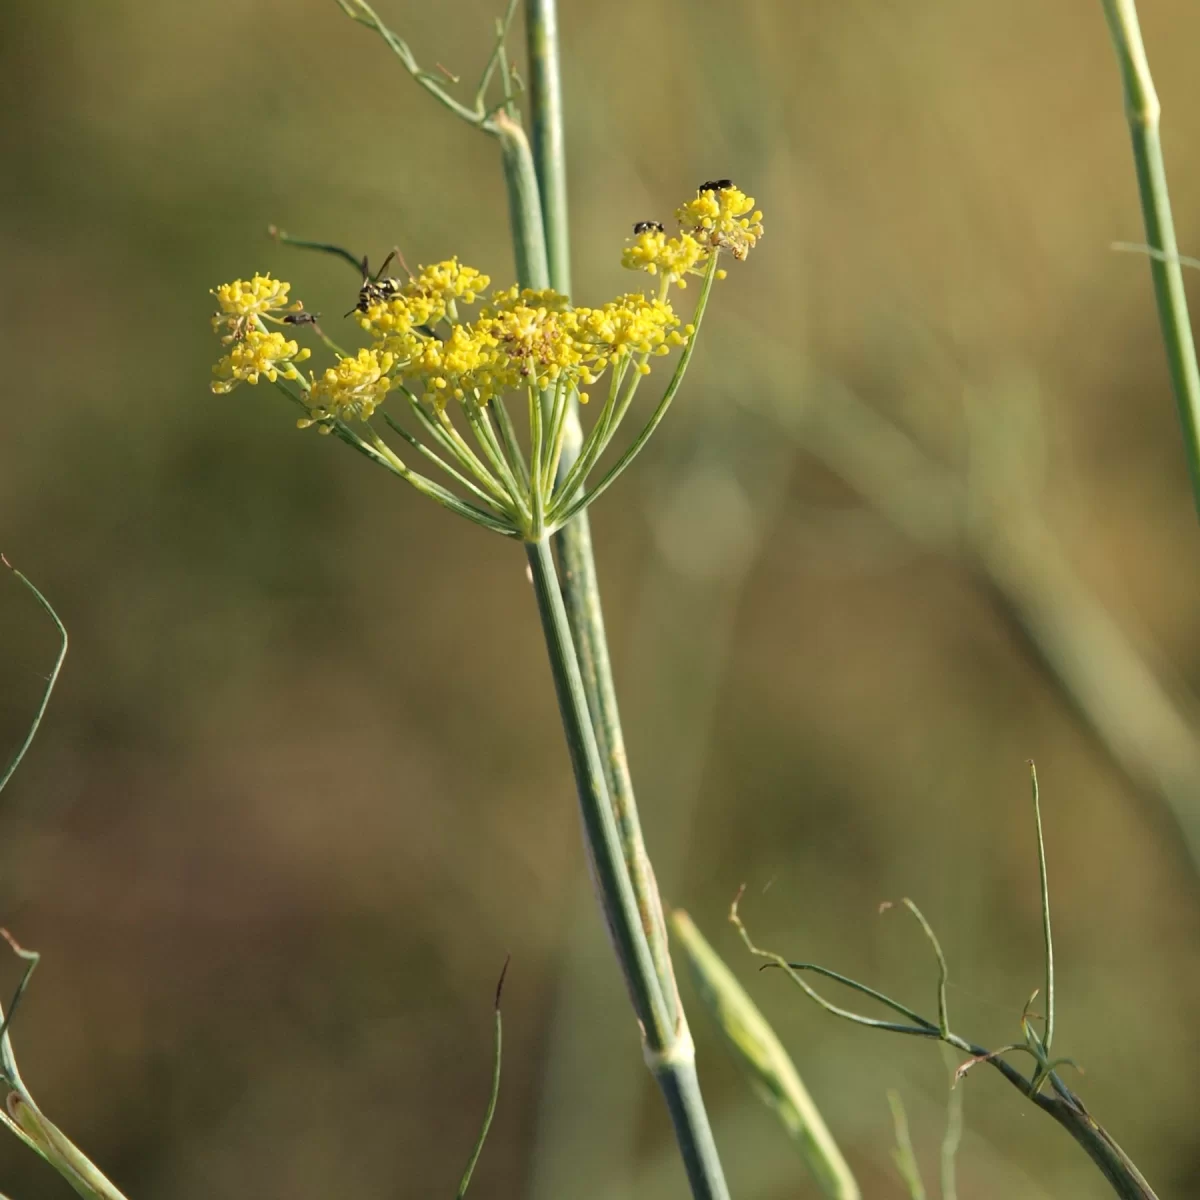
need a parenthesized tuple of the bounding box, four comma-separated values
(211, 273, 309, 342)
(676, 182, 764, 260)
(621, 228, 708, 286)
(301, 347, 396, 429)
(623, 180, 764, 287)
(211, 329, 310, 394)
(205, 181, 763, 539)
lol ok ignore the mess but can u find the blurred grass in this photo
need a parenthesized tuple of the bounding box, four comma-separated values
(2, 0, 1200, 1196)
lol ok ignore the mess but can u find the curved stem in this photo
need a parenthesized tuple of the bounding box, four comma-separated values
(0, 562, 68, 797)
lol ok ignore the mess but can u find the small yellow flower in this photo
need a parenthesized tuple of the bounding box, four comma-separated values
(211, 330, 310, 394)
(211, 273, 305, 339)
(575, 294, 682, 363)
(411, 259, 490, 304)
(675, 184, 764, 261)
(300, 347, 397, 428)
(621, 229, 710, 285)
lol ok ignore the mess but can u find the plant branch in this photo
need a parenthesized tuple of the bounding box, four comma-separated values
(733, 888, 1159, 1199)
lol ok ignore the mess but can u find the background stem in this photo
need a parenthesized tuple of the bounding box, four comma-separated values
(1100, 0, 1200, 517)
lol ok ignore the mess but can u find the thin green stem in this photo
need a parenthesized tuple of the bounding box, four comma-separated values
(335, 0, 490, 128)
(380, 412, 508, 512)
(401, 388, 494, 480)
(455, 960, 508, 1199)
(364, 429, 519, 535)
(1030, 761, 1055, 1052)
(549, 361, 626, 512)
(541, 376, 571, 495)
(0, 933, 38, 1090)
(0, 561, 68, 797)
(901, 899, 949, 1039)
(268, 227, 363, 274)
(489, 396, 530, 489)
(433, 406, 514, 507)
(463, 403, 532, 525)
(887, 1091, 927, 1200)
(474, 0, 520, 114)
(736, 894, 1160, 1199)
(940, 1048, 963, 1200)
(551, 254, 721, 530)
(1100, 0, 1200, 518)
(529, 384, 546, 537)
(547, 355, 650, 522)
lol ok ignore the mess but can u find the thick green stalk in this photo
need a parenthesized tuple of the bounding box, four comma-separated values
(1100, 0, 1200, 517)
(514, 10, 729, 1196)
(523, 0, 681, 1028)
(525, 0, 571, 294)
(494, 112, 550, 291)
(525, 540, 728, 1200)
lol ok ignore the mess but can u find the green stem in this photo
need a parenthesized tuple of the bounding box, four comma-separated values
(363, 429, 519, 535)
(495, 111, 550, 291)
(1100, 0, 1200, 518)
(525, 0, 571, 295)
(529, 384, 545, 537)
(380, 413, 508, 512)
(520, 2, 682, 1025)
(525, 540, 728, 1200)
(489, 395, 531, 489)
(0, 562, 68, 796)
(551, 253, 721, 529)
(518, 9, 729, 1198)
(550, 360, 626, 509)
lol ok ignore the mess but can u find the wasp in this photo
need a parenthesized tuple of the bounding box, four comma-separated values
(347, 249, 407, 317)
(698, 178, 733, 194)
(633, 220, 665, 235)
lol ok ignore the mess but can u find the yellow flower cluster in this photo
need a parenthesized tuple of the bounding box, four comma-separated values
(207, 184, 763, 426)
(361, 276, 684, 406)
(622, 182, 764, 283)
(300, 347, 396, 429)
(211, 273, 304, 341)
(211, 329, 310, 394)
(358, 259, 491, 336)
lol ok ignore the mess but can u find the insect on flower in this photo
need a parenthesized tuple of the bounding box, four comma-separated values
(347, 249, 408, 317)
(698, 178, 734, 194)
(633, 220, 665, 234)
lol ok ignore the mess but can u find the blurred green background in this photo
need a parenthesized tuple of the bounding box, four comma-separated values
(2, 1, 1200, 1196)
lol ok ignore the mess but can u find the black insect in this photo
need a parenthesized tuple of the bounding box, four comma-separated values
(698, 178, 734, 194)
(633, 220, 665, 235)
(282, 311, 320, 326)
(347, 250, 405, 317)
